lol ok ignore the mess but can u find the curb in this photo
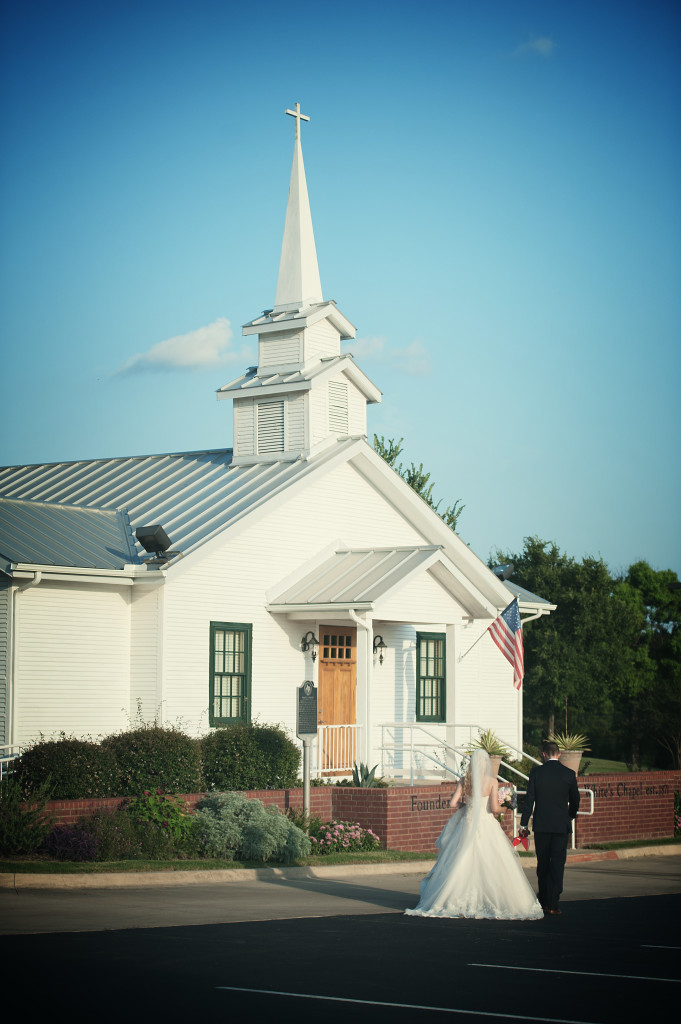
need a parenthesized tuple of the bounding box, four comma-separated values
(1, 845, 679, 889)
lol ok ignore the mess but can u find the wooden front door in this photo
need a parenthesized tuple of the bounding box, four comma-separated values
(317, 626, 356, 770)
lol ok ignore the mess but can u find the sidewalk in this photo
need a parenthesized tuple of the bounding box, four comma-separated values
(1, 843, 679, 889)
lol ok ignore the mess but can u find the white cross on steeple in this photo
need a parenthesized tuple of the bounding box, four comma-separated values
(273, 101, 321, 313)
(285, 102, 310, 141)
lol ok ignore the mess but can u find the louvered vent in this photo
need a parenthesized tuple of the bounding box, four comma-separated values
(257, 401, 285, 453)
(329, 381, 348, 434)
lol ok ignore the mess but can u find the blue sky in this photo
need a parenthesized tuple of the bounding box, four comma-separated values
(1, 0, 679, 575)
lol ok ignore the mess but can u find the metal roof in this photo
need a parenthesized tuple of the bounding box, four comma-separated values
(0, 442, 359, 571)
(242, 300, 356, 339)
(503, 581, 556, 610)
(0, 498, 136, 572)
(217, 354, 381, 403)
(268, 545, 447, 609)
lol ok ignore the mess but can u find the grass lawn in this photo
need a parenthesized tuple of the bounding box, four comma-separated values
(0, 848, 436, 874)
(580, 758, 631, 774)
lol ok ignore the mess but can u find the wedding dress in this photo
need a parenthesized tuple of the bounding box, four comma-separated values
(405, 749, 543, 920)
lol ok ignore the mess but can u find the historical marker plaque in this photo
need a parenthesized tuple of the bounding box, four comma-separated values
(297, 680, 318, 739)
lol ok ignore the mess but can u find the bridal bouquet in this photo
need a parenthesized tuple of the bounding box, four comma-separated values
(497, 785, 517, 823)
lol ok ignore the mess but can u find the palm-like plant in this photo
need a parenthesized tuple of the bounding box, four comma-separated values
(466, 729, 510, 758)
(548, 732, 590, 752)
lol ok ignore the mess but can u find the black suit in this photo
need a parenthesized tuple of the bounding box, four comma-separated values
(520, 758, 580, 912)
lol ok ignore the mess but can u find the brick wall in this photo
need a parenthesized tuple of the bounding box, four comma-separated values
(574, 770, 681, 846)
(41, 771, 681, 852)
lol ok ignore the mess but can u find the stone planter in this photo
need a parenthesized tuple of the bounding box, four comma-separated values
(558, 750, 583, 774)
(489, 754, 503, 777)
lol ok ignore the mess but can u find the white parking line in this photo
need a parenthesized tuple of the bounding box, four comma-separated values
(215, 985, 603, 1022)
(469, 963, 680, 983)
(640, 944, 681, 950)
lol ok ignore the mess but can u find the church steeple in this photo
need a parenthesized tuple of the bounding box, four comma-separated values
(273, 103, 323, 314)
(218, 103, 381, 466)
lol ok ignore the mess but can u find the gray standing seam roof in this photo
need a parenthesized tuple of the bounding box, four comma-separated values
(0, 442, 359, 572)
(0, 498, 136, 572)
(269, 546, 444, 607)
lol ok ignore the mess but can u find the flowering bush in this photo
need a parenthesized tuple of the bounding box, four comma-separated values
(308, 819, 380, 855)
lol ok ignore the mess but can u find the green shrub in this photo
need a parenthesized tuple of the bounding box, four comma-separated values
(84, 808, 143, 860)
(101, 726, 202, 796)
(123, 790, 201, 859)
(15, 735, 119, 799)
(201, 723, 300, 791)
(194, 792, 310, 862)
(41, 824, 100, 861)
(0, 774, 53, 855)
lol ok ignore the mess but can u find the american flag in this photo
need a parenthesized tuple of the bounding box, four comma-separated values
(488, 598, 524, 690)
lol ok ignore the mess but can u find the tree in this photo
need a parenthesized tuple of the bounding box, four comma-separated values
(373, 435, 465, 532)
(490, 538, 681, 766)
(490, 537, 639, 751)
(616, 562, 681, 768)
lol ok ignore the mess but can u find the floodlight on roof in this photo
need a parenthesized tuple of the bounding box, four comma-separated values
(135, 524, 172, 557)
(491, 563, 515, 581)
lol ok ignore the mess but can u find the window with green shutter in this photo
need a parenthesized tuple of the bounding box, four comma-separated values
(209, 622, 252, 725)
(416, 632, 446, 722)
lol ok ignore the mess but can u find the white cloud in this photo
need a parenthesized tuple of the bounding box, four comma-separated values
(343, 335, 432, 376)
(515, 36, 555, 58)
(393, 341, 432, 376)
(343, 335, 387, 361)
(115, 318, 251, 375)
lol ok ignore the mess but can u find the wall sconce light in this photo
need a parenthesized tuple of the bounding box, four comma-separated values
(301, 630, 320, 661)
(373, 635, 387, 665)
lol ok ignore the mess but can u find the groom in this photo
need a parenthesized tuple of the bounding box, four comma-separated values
(519, 740, 580, 916)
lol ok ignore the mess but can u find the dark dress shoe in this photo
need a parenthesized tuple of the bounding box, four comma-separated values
(547, 909, 562, 916)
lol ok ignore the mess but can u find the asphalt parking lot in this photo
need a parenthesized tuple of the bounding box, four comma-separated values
(1, 854, 679, 1022)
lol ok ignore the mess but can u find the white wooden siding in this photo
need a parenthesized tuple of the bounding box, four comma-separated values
(451, 620, 520, 753)
(287, 393, 306, 450)
(348, 381, 367, 436)
(305, 320, 340, 361)
(14, 581, 131, 745)
(129, 585, 163, 723)
(310, 387, 328, 448)
(0, 580, 10, 746)
(234, 401, 255, 457)
(375, 570, 465, 624)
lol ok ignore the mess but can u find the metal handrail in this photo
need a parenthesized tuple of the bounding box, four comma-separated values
(0, 745, 22, 780)
(379, 722, 541, 786)
(380, 723, 467, 785)
(513, 786, 595, 850)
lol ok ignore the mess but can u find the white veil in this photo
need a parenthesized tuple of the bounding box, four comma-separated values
(467, 748, 497, 840)
(470, 748, 496, 798)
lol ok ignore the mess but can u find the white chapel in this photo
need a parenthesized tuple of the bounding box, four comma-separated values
(0, 105, 553, 778)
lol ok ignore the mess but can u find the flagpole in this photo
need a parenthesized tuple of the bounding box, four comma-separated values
(458, 628, 489, 662)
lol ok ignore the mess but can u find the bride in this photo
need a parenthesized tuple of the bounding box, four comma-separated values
(405, 748, 543, 920)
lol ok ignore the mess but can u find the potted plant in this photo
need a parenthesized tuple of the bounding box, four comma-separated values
(549, 732, 590, 775)
(466, 729, 510, 778)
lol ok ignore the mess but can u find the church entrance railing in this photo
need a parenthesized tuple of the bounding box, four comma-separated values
(314, 724, 361, 777)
